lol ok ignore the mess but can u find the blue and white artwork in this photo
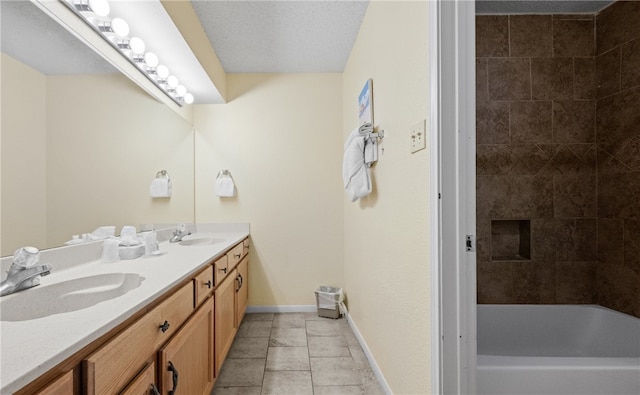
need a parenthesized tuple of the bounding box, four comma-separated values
(358, 79, 373, 125)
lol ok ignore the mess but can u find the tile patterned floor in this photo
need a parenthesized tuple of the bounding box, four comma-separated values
(211, 312, 385, 395)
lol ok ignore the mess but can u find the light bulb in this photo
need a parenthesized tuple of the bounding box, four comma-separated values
(184, 93, 194, 104)
(90, 0, 109, 16)
(97, 17, 128, 37)
(129, 37, 145, 54)
(157, 65, 169, 79)
(144, 52, 159, 67)
(111, 18, 129, 37)
(175, 85, 187, 97)
(167, 76, 179, 89)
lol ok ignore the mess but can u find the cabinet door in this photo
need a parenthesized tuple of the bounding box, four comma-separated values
(159, 299, 214, 395)
(194, 266, 214, 307)
(235, 257, 248, 328)
(84, 283, 193, 395)
(120, 362, 159, 395)
(35, 370, 73, 395)
(214, 270, 237, 375)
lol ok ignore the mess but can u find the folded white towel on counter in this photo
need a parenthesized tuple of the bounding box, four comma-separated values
(150, 178, 172, 198)
(216, 176, 236, 197)
(343, 123, 375, 202)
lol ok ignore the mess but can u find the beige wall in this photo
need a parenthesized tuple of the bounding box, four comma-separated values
(342, 2, 431, 393)
(1, 54, 48, 255)
(1, 56, 195, 254)
(194, 73, 344, 307)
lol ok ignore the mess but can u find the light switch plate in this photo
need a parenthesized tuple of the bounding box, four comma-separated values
(410, 119, 426, 153)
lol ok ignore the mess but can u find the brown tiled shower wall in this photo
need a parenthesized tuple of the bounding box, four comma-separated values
(476, 1, 640, 318)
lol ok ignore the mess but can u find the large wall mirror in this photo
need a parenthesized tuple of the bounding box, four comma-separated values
(1, 0, 195, 255)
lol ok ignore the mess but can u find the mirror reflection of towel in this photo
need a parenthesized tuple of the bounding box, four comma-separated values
(216, 176, 236, 197)
(150, 178, 172, 198)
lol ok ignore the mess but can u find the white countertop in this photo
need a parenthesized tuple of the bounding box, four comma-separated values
(0, 223, 249, 394)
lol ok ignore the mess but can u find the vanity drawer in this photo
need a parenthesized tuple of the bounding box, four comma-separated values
(120, 361, 157, 395)
(243, 238, 250, 256)
(84, 282, 194, 395)
(194, 266, 214, 306)
(227, 242, 244, 268)
(35, 370, 73, 395)
(213, 255, 229, 286)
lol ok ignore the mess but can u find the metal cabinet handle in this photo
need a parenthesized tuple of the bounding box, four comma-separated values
(220, 267, 227, 274)
(168, 361, 179, 395)
(234, 253, 241, 258)
(205, 280, 212, 289)
(239, 273, 243, 289)
(150, 383, 160, 395)
(159, 320, 170, 333)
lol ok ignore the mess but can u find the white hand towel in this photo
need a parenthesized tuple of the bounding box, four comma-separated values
(364, 135, 378, 166)
(150, 178, 172, 198)
(216, 176, 236, 197)
(342, 126, 371, 201)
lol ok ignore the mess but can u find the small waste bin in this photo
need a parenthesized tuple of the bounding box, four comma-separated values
(315, 286, 343, 319)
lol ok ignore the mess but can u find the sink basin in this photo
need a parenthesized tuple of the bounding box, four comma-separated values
(0, 273, 144, 322)
(179, 237, 225, 246)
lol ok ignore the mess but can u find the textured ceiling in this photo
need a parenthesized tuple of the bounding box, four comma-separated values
(191, 0, 369, 73)
(476, 0, 615, 14)
(2, 1, 620, 90)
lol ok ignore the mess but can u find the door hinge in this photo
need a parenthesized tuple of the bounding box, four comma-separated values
(465, 235, 475, 252)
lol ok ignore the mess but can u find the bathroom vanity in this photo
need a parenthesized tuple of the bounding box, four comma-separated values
(0, 223, 249, 395)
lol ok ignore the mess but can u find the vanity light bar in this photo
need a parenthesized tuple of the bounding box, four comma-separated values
(64, 0, 194, 106)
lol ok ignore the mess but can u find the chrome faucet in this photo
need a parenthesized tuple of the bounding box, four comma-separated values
(1, 247, 52, 297)
(169, 224, 191, 243)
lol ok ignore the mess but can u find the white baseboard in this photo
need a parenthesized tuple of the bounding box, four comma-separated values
(340, 302, 392, 395)
(246, 304, 316, 313)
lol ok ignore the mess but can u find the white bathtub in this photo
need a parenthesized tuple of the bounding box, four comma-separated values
(477, 305, 640, 395)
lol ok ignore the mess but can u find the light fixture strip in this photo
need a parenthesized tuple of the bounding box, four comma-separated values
(60, 0, 194, 106)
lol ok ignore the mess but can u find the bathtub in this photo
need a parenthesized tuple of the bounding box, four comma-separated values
(477, 305, 640, 395)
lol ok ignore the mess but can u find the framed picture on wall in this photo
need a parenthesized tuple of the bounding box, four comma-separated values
(358, 78, 373, 125)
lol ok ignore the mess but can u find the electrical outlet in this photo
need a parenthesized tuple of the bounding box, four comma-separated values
(410, 119, 426, 153)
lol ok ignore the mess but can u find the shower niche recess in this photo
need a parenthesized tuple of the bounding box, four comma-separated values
(491, 219, 531, 261)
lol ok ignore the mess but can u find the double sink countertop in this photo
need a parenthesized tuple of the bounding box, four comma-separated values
(0, 223, 249, 394)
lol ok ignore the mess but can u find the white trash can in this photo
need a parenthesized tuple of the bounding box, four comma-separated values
(315, 286, 343, 319)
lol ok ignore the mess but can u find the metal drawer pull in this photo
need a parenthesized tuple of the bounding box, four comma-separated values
(220, 267, 227, 274)
(205, 280, 212, 288)
(234, 253, 241, 258)
(239, 273, 243, 288)
(168, 361, 179, 395)
(150, 383, 160, 395)
(159, 320, 170, 333)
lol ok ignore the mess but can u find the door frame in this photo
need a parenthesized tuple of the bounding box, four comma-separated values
(430, 1, 477, 394)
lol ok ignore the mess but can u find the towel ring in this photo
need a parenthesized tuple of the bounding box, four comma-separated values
(155, 170, 170, 179)
(216, 170, 232, 179)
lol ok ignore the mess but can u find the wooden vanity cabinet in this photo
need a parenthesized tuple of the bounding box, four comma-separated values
(120, 362, 158, 395)
(213, 237, 250, 374)
(83, 282, 193, 394)
(159, 298, 214, 395)
(235, 256, 248, 327)
(19, 237, 249, 395)
(34, 370, 73, 395)
(213, 254, 229, 287)
(214, 267, 237, 374)
(194, 265, 214, 307)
